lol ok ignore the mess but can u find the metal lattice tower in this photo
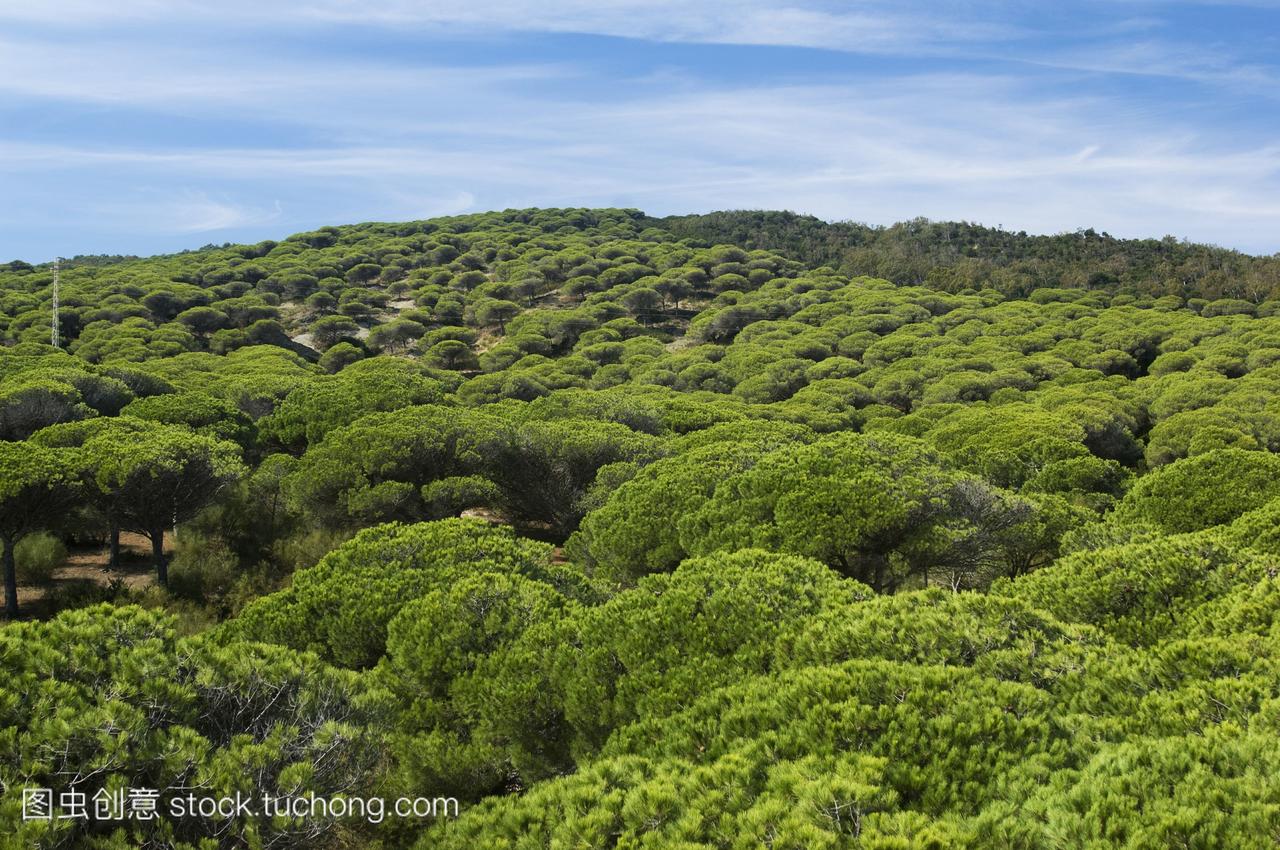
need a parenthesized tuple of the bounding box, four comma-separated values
(51, 258, 61, 348)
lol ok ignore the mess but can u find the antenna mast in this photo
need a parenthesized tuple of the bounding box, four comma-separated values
(51, 258, 60, 348)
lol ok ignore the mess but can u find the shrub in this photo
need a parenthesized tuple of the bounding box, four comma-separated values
(15, 532, 66, 584)
(270, 527, 353, 573)
(168, 531, 241, 603)
(1118, 448, 1280, 533)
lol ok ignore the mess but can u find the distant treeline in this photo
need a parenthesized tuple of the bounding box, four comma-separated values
(653, 210, 1280, 302)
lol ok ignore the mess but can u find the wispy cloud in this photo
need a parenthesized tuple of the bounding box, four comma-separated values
(0, 1, 1277, 258)
(0, 36, 568, 110)
(166, 192, 283, 233)
(1, 0, 1272, 80)
(6, 70, 1279, 250)
(0, 1, 1019, 53)
(87, 191, 283, 234)
(1020, 39, 1280, 90)
(292, 1, 1023, 55)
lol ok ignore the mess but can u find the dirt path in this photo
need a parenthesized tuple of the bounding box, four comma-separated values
(15, 532, 163, 618)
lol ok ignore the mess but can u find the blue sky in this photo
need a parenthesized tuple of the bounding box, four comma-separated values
(1, 1, 1278, 261)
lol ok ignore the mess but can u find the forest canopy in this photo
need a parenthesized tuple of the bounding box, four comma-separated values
(4, 207, 1280, 848)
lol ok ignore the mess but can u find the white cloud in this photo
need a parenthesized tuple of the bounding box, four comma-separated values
(0, 1, 1015, 53)
(0, 1, 1276, 256)
(291, 0, 1020, 54)
(88, 191, 283, 234)
(0, 0, 183, 24)
(5, 71, 1279, 252)
(168, 193, 282, 233)
(0, 0, 1271, 91)
(1017, 39, 1280, 90)
(0, 36, 567, 111)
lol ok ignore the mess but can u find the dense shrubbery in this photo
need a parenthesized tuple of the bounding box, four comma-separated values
(1, 605, 388, 849)
(5, 207, 1280, 847)
(658, 209, 1280, 302)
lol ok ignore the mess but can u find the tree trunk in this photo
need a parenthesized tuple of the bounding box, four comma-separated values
(3, 536, 18, 619)
(108, 524, 120, 569)
(151, 529, 168, 587)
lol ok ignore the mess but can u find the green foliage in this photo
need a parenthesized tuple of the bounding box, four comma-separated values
(917, 403, 1100, 490)
(309, 313, 361, 350)
(167, 530, 244, 603)
(261, 357, 444, 450)
(1004, 729, 1280, 849)
(74, 424, 245, 586)
(1118, 448, 1280, 533)
(7, 208, 1280, 847)
(367, 317, 427, 353)
(0, 604, 388, 849)
(83, 426, 246, 534)
(14, 532, 67, 584)
(1001, 533, 1260, 645)
(553, 549, 871, 749)
(679, 431, 1046, 591)
(1220, 497, 1280, 556)
(658, 209, 1280, 301)
(228, 519, 586, 669)
(317, 339, 364, 372)
(0, 374, 92, 439)
(421, 475, 503, 518)
(569, 422, 813, 581)
(284, 402, 658, 533)
(0, 440, 83, 615)
(378, 570, 574, 798)
(121, 391, 255, 447)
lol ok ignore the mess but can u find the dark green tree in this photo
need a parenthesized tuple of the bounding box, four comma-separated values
(0, 442, 82, 617)
(83, 426, 245, 585)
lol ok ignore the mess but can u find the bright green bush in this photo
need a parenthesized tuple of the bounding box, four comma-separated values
(1117, 448, 1280, 533)
(552, 549, 871, 749)
(228, 519, 590, 668)
(4, 208, 1280, 848)
(1, 604, 388, 849)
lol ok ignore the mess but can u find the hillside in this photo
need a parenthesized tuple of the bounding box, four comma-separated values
(655, 210, 1280, 301)
(5, 208, 1280, 848)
